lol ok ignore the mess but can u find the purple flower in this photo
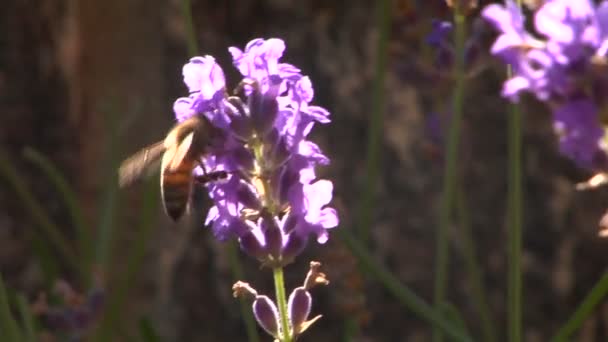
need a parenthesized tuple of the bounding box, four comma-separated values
(175, 38, 338, 265)
(426, 20, 455, 69)
(553, 99, 603, 167)
(427, 20, 453, 48)
(425, 17, 491, 73)
(483, 0, 608, 169)
(483, 0, 541, 63)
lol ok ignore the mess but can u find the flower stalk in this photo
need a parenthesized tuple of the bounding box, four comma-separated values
(507, 79, 523, 342)
(433, 7, 466, 342)
(273, 267, 292, 342)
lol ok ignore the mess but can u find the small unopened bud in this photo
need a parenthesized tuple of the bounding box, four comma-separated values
(281, 234, 307, 266)
(249, 85, 279, 137)
(253, 295, 280, 338)
(303, 261, 329, 290)
(287, 287, 322, 337)
(237, 183, 263, 210)
(239, 232, 265, 260)
(261, 209, 283, 264)
(288, 288, 311, 333)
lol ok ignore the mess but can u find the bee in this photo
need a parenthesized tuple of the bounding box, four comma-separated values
(118, 114, 227, 221)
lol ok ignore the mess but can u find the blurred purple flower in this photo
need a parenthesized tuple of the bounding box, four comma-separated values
(174, 38, 338, 265)
(553, 99, 603, 166)
(35, 281, 105, 341)
(425, 17, 492, 74)
(483, 0, 608, 168)
(427, 20, 453, 48)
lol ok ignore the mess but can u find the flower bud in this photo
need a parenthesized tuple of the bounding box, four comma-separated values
(261, 213, 283, 262)
(249, 87, 279, 137)
(239, 231, 265, 260)
(288, 287, 311, 333)
(253, 295, 280, 338)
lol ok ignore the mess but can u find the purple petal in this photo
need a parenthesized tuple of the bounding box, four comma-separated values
(288, 288, 311, 330)
(502, 76, 530, 100)
(253, 296, 280, 338)
(553, 99, 603, 166)
(182, 56, 226, 98)
(173, 97, 195, 122)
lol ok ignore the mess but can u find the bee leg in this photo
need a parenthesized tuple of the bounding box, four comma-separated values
(226, 96, 247, 117)
(194, 170, 228, 185)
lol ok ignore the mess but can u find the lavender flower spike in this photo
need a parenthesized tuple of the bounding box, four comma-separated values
(482, 0, 608, 169)
(174, 38, 339, 266)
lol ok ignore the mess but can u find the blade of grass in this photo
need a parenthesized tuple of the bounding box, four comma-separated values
(95, 107, 122, 274)
(23, 147, 93, 284)
(0, 151, 85, 281)
(440, 302, 470, 336)
(0, 275, 22, 342)
(551, 272, 608, 342)
(96, 177, 158, 341)
(433, 8, 466, 342)
(356, 0, 390, 243)
(457, 187, 497, 342)
(227, 241, 260, 342)
(16, 294, 36, 342)
(30, 234, 60, 286)
(338, 229, 473, 342)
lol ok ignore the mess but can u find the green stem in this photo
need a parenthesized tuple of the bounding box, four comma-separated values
(0, 274, 21, 342)
(228, 242, 260, 342)
(507, 97, 523, 342)
(433, 9, 466, 342)
(457, 187, 497, 342)
(273, 267, 292, 342)
(507, 4, 524, 342)
(551, 272, 608, 342)
(339, 230, 472, 342)
(507, 74, 524, 342)
(181, 0, 198, 56)
(95, 108, 121, 275)
(357, 0, 390, 242)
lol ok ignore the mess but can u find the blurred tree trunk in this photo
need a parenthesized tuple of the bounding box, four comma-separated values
(0, 0, 167, 324)
(0, 0, 77, 285)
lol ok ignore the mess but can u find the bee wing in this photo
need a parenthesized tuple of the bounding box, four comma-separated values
(163, 132, 194, 171)
(118, 141, 165, 187)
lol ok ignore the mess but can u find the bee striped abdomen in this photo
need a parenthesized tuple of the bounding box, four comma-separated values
(161, 159, 195, 221)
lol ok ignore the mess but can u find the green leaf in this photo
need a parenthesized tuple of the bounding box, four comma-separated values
(16, 294, 37, 342)
(0, 275, 22, 342)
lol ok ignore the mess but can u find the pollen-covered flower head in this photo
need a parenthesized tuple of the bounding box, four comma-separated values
(173, 38, 338, 266)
